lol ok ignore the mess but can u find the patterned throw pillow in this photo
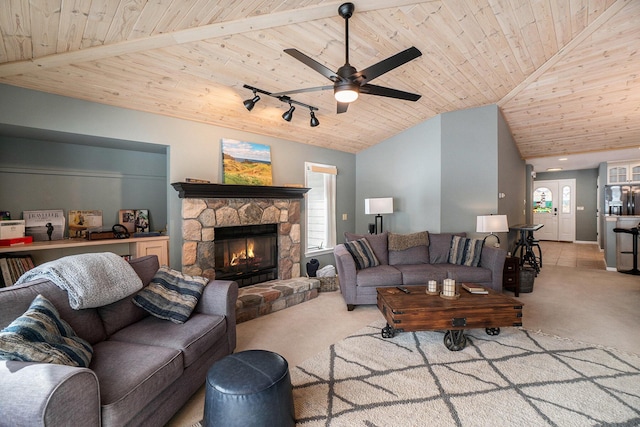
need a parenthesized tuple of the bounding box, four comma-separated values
(0, 294, 93, 367)
(344, 238, 380, 270)
(448, 236, 484, 267)
(133, 267, 209, 324)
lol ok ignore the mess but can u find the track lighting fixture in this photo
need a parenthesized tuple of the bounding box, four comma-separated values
(282, 103, 295, 121)
(242, 84, 320, 127)
(243, 90, 260, 111)
(310, 109, 319, 127)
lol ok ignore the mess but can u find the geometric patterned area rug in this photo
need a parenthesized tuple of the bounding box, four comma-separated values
(291, 321, 640, 426)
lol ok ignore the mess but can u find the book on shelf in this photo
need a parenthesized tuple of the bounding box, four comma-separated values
(0, 254, 35, 287)
(23, 210, 65, 241)
(68, 210, 103, 238)
(462, 283, 489, 294)
(0, 236, 33, 246)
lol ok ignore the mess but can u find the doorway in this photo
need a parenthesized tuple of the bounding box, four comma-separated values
(533, 179, 576, 242)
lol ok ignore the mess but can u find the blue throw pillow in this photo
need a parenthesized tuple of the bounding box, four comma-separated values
(344, 238, 380, 270)
(0, 294, 93, 367)
(133, 267, 209, 324)
(448, 236, 483, 267)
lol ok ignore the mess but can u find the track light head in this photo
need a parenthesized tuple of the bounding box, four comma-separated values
(282, 103, 295, 122)
(243, 91, 260, 111)
(310, 110, 319, 127)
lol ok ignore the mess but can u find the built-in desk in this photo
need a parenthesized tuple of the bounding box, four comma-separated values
(0, 235, 169, 266)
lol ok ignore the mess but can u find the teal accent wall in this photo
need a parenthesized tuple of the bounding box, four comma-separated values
(0, 84, 355, 270)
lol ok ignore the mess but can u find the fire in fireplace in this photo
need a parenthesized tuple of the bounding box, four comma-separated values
(214, 224, 278, 287)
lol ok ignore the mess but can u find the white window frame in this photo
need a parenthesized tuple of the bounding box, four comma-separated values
(305, 162, 337, 256)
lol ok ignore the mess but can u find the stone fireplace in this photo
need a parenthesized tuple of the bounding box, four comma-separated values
(173, 183, 309, 284)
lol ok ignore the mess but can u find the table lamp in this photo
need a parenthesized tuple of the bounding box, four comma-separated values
(476, 214, 509, 246)
(365, 198, 393, 234)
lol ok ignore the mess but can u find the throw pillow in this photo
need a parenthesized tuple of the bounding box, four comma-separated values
(133, 267, 209, 324)
(388, 231, 430, 265)
(0, 294, 93, 367)
(448, 236, 484, 267)
(344, 231, 388, 265)
(343, 238, 380, 270)
(429, 233, 467, 264)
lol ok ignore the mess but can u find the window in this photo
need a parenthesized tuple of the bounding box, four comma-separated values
(533, 187, 552, 213)
(305, 162, 337, 254)
(561, 185, 571, 214)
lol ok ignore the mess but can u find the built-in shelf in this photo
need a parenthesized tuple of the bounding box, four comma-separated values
(0, 235, 170, 266)
(171, 182, 310, 199)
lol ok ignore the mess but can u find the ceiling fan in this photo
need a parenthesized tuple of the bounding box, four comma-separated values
(271, 2, 422, 114)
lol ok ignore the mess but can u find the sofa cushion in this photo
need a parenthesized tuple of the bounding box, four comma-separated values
(0, 278, 107, 344)
(449, 236, 484, 267)
(388, 231, 430, 265)
(345, 231, 388, 265)
(343, 238, 380, 270)
(133, 267, 208, 324)
(0, 294, 93, 367)
(417, 264, 492, 284)
(429, 233, 466, 264)
(109, 313, 226, 368)
(356, 265, 402, 288)
(91, 340, 183, 426)
(97, 256, 159, 336)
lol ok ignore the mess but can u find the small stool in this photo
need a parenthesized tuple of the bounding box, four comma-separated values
(204, 350, 295, 427)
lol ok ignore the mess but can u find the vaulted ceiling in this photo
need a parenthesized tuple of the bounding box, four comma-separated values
(0, 0, 638, 166)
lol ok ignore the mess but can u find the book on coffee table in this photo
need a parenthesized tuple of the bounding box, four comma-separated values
(462, 283, 489, 294)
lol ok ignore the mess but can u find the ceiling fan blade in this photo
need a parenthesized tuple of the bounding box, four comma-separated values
(284, 49, 339, 81)
(358, 47, 422, 84)
(270, 86, 333, 97)
(337, 102, 349, 114)
(360, 84, 421, 101)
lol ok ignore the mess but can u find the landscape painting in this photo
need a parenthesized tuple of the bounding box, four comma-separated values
(221, 138, 272, 186)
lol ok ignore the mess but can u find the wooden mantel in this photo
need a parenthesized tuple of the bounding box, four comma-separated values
(171, 182, 310, 199)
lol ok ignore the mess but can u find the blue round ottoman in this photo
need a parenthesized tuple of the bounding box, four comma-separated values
(204, 350, 295, 427)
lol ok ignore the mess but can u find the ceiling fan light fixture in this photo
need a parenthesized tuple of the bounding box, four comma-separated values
(282, 103, 295, 121)
(334, 82, 359, 103)
(310, 109, 319, 127)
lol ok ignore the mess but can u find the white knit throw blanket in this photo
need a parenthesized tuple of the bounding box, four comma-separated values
(15, 252, 143, 309)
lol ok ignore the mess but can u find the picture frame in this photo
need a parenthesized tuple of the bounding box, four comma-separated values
(68, 210, 103, 238)
(221, 138, 272, 186)
(118, 209, 136, 233)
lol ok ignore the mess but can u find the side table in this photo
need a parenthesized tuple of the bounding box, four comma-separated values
(503, 256, 520, 297)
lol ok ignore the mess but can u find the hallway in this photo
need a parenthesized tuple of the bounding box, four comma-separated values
(537, 240, 606, 270)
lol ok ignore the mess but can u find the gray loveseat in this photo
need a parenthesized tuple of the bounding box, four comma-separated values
(334, 231, 506, 310)
(0, 255, 238, 426)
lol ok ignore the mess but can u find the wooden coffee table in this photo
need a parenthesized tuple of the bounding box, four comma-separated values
(376, 285, 523, 351)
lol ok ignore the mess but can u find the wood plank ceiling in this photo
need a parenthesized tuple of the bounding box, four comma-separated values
(0, 0, 638, 161)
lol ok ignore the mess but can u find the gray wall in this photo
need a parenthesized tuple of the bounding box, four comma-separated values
(0, 84, 355, 270)
(498, 109, 527, 250)
(355, 104, 526, 250)
(534, 168, 599, 242)
(0, 137, 168, 235)
(355, 115, 442, 236)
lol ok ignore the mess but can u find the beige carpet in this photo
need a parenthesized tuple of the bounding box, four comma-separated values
(167, 246, 640, 426)
(291, 321, 640, 426)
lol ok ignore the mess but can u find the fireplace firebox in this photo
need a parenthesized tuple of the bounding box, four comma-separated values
(214, 224, 278, 287)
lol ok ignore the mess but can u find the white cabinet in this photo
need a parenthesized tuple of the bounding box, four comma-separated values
(132, 238, 169, 266)
(608, 161, 640, 184)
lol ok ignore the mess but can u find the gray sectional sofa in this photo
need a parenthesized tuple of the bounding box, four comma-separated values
(334, 231, 506, 310)
(0, 255, 238, 427)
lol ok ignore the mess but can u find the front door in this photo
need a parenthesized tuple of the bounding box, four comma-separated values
(533, 179, 576, 242)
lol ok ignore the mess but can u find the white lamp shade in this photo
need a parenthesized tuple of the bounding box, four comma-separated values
(476, 215, 509, 233)
(365, 198, 394, 215)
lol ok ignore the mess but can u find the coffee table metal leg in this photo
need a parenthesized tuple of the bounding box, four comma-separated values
(381, 323, 397, 338)
(444, 330, 466, 351)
